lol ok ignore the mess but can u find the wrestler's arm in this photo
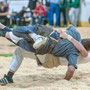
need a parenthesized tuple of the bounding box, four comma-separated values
(69, 38, 88, 57)
(57, 30, 88, 57)
(65, 65, 75, 80)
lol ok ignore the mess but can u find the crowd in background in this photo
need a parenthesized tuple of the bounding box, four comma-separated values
(0, 0, 85, 27)
(0, 1, 8, 25)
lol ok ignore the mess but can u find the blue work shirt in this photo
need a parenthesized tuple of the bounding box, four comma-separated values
(50, 25, 82, 68)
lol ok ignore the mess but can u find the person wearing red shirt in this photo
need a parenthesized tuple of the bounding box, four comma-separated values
(32, 1, 46, 25)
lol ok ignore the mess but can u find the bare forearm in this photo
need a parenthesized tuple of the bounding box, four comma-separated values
(70, 38, 88, 57)
(65, 70, 73, 80)
(65, 65, 75, 80)
(58, 30, 88, 57)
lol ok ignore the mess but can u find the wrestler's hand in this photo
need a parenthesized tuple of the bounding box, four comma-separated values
(57, 29, 68, 39)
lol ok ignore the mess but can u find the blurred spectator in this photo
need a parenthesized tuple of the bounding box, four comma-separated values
(15, 6, 31, 26)
(45, 0, 51, 24)
(59, 0, 67, 27)
(28, 0, 38, 11)
(68, 0, 80, 26)
(89, 17, 90, 24)
(32, 1, 46, 25)
(46, 0, 50, 7)
(81, 0, 86, 6)
(18, 6, 26, 17)
(28, 0, 38, 25)
(16, 6, 27, 26)
(44, 0, 50, 10)
(0, 0, 10, 4)
(40, 0, 43, 5)
(0, 1, 8, 25)
(0, 0, 9, 10)
(49, 0, 60, 26)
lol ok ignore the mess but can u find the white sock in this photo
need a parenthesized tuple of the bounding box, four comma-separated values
(31, 33, 41, 41)
(84, 51, 90, 60)
(9, 32, 22, 44)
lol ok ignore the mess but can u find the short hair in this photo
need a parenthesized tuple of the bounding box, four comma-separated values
(37, 0, 41, 4)
(0, 2, 4, 6)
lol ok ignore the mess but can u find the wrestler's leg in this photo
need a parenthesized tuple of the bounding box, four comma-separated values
(0, 24, 12, 37)
(0, 47, 35, 85)
(12, 26, 35, 42)
(7, 31, 47, 50)
(13, 26, 48, 49)
(6, 31, 47, 51)
(0, 23, 47, 49)
(6, 32, 35, 52)
(1, 30, 35, 52)
(9, 47, 35, 72)
(0, 23, 22, 44)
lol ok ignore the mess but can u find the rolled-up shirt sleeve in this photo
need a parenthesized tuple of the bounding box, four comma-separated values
(66, 25, 82, 42)
(67, 54, 78, 69)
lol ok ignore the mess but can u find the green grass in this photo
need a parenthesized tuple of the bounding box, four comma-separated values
(0, 54, 13, 57)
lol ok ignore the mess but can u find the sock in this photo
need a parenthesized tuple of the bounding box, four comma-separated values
(7, 71, 14, 78)
(31, 33, 40, 41)
(84, 51, 90, 59)
(9, 32, 22, 44)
